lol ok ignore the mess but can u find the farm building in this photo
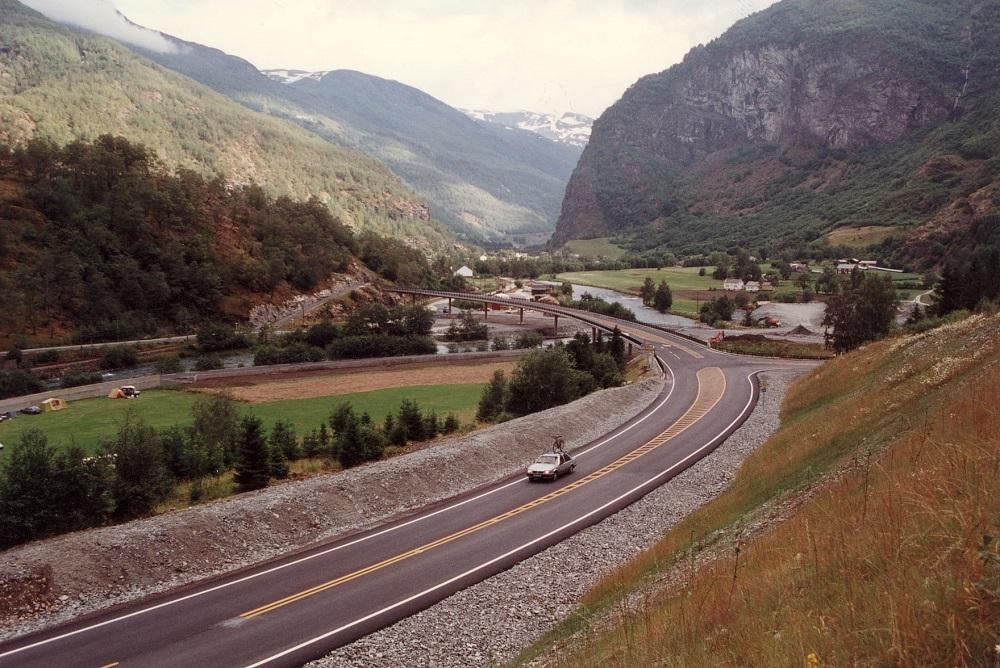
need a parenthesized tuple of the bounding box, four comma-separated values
(745, 281, 761, 292)
(723, 278, 745, 291)
(453, 265, 474, 278)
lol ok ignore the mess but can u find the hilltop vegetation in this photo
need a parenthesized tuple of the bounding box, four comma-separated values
(554, 0, 1000, 268)
(0, 0, 452, 248)
(0, 135, 436, 343)
(521, 312, 1000, 667)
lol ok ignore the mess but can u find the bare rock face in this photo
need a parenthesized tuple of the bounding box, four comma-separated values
(550, 0, 975, 248)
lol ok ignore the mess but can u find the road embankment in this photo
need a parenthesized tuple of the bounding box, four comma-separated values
(0, 374, 666, 641)
(312, 369, 805, 668)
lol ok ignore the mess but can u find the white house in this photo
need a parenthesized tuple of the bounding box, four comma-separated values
(478, 254, 490, 262)
(454, 265, 474, 278)
(723, 278, 745, 291)
(745, 281, 761, 292)
(837, 263, 858, 274)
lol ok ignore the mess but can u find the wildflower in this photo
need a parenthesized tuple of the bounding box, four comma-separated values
(806, 652, 820, 668)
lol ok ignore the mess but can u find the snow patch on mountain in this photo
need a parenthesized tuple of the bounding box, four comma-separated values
(262, 69, 329, 84)
(460, 109, 593, 148)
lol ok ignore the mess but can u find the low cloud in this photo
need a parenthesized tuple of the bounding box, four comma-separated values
(23, 0, 178, 53)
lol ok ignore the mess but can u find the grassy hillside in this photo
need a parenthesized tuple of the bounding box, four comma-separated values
(0, 0, 453, 248)
(516, 312, 1000, 666)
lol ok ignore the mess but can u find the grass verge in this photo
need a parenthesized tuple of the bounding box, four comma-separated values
(511, 313, 1000, 667)
(713, 337, 834, 360)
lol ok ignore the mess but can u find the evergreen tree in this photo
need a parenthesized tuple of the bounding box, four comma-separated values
(104, 415, 172, 519)
(302, 430, 320, 458)
(477, 370, 507, 422)
(640, 277, 656, 305)
(269, 421, 299, 461)
(423, 411, 440, 439)
(653, 280, 673, 312)
(234, 416, 271, 492)
(442, 414, 461, 434)
(268, 442, 290, 480)
(609, 326, 626, 367)
(823, 274, 897, 353)
(0, 430, 62, 547)
(55, 446, 114, 533)
(317, 423, 331, 455)
(398, 399, 425, 441)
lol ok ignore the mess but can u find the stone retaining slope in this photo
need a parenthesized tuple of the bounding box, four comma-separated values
(0, 375, 665, 640)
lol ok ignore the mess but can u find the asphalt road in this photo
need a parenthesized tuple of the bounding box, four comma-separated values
(0, 298, 819, 668)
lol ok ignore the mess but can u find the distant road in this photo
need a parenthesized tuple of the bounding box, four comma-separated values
(0, 295, 820, 668)
(0, 334, 195, 359)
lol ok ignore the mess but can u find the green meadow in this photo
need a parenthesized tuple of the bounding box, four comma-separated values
(0, 385, 485, 457)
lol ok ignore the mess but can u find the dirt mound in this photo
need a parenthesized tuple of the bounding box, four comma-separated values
(787, 325, 815, 335)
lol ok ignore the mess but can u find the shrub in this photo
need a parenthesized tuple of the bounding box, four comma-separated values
(100, 346, 139, 370)
(325, 335, 435, 360)
(60, 371, 103, 388)
(194, 355, 224, 371)
(0, 369, 44, 399)
(156, 356, 183, 374)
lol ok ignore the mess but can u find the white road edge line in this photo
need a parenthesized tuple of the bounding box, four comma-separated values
(0, 359, 679, 660)
(244, 369, 767, 668)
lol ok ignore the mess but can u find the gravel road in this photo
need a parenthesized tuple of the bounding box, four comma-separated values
(312, 369, 804, 668)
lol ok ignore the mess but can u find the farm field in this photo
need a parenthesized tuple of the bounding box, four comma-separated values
(563, 237, 628, 259)
(0, 384, 485, 456)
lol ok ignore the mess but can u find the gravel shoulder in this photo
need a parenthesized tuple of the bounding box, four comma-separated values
(312, 369, 805, 668)
(0, 375, 664, 642)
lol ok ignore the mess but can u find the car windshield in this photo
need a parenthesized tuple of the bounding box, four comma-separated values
(536, 454, 559, 465)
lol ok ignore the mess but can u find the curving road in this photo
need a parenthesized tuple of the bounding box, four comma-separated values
(0, 298, 820, 668)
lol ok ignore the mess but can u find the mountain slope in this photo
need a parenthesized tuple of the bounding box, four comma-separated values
(460, 109, 593, 149)
(552, 0, 1000, 267)
(0, 0, 451, 249)
(120, 24, 581, 244)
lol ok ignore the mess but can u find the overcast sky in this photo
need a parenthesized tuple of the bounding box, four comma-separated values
(26, 0, 777, 118)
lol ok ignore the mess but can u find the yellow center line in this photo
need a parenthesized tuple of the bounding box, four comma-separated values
(240, 367, 726, 620)
(97, 662, 119, 668)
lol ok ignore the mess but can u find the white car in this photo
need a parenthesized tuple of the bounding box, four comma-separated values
(526, 451, 576, 482)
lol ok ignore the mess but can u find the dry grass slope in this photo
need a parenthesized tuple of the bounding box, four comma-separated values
(529, 313, 1000, 667)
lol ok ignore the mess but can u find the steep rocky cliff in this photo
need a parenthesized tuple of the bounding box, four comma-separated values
(552, 0, 1000, 265)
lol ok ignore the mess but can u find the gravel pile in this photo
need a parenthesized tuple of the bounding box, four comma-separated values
(312, 369, 803, 668)
(0, 376, 664, 642)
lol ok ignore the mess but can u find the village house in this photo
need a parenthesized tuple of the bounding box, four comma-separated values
(723, 278, 745, 291)
(745, 281, 761, 292)
(837, 263, 858, 274)
(453, 265, 474, 278)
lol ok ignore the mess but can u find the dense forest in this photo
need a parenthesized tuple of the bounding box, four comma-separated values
(0, 136, 436, 343)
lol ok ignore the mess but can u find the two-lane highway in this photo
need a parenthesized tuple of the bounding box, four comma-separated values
(0, 302, 818, 668)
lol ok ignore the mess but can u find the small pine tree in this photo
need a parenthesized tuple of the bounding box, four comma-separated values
(423, 411, 439, 438)
(302, 430, 320, 458)
(269, 443, 289, 480)
(477, 370, 507, 422)
(317, 423, 331, 454)
(442, 414, 461, 434)
(234, 416, 271, 492)
(382, 412, 395, 435)
(398, 399, 425, 441)
(269, 421, 299, 461)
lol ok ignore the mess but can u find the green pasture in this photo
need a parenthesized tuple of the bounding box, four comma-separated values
(563, 238, 628, 260)
(0, 384, 485, 457)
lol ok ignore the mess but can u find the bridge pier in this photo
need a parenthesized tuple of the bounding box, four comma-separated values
(447, 297, 452, 314)
(483, 302, 488, 320)
(411, 294, 416, 305)
(592, 326, 597, 343)
(553, 314, 559, 335)
(519, 308, 524, 324)
(628, 342, 633, 356)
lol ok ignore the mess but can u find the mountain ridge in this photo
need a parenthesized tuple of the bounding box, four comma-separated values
(459, 109, 592, 149)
